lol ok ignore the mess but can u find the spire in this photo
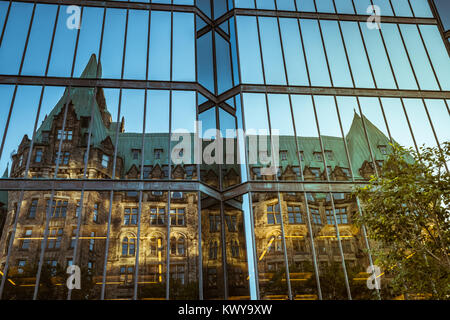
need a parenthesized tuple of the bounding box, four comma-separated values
(80, 54, 102, 79)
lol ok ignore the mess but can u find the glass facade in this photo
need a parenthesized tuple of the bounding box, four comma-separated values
(0, 0, 448, 300)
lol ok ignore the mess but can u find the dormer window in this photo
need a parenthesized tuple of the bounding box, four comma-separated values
(34, 149, 43, 163)
(42, 132, 49, 143)
(280, 150, 288, 161)
(313, 152, 323, 162)
(132, 149, 141, 160)
(378, 145, 387, 155)
(154, 149, 163, 160)
(57, 129, 73, 141)
(325, 150, 333, 161)
(101, 154, 110, 168)
(299, 151, 304, 161)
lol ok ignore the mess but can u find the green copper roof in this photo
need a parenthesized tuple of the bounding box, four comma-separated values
(33, 55, 396, 179)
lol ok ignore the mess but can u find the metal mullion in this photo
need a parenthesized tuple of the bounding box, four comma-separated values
(293, 9, 326, 300)
(194, 11, 204, 299)
(311, 95, 353, 300)
(231, 8, 260, 299)
(275, 0, 317, 301)
(330, 2, 382, 299)
(309, 7, 352, 296)
(133, 4, 152, 301)
(426, 0, 450, 56)
(67, 3, 106, 301)
(0, 0, 59, 299)
(33, 2, 83, 300)
(165, 6, 174, 300)
(363, 0, 398, 145)
(0, 0, 11, 48)
(308, 4, 354, 289)
(100, 6, 129, 300)
(214, 104, 229, 300)
(315, 0, 355, 299)
(252, 0, 292, 300)
(349, 14, 382, 178)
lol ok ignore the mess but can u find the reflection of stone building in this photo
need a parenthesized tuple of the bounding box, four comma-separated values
(0, 56, 393, 300)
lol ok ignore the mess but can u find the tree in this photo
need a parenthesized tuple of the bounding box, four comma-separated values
(354, 142, 450, 299)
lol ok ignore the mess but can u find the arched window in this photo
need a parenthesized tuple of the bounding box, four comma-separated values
(209, 241, 218, 260)
(177, 237, 185, 256)
(170, 235, 186, 256)
(231, 240, 240, 258)
(122, 237, 135, 256)
(170, 237, 177, 255)
(150, 236, 164, 257)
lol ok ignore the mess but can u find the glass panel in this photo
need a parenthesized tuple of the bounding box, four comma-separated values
(173, 12, 195, 82)
(124, 10, 149, 80)
(380, 23, 418, 90)
(21, 4, 57, 76)
(236, 16, 264, 84)
(279, 18, 309, 86)
(149, 11, 171, 81)
(299, 19, 331, 87)
(0, 2, 33, 75)
(359, 22, 396, 89)
(100, 9, 126, 79)
(340, 21, 375, 88)
(259, 17, 286, 85)
(320, 20, 353, 88)
(399, 24, 439, 91)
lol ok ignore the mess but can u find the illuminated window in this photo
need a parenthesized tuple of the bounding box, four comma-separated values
(267, 203, 281, 225)
(150, 237, 164, 256)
